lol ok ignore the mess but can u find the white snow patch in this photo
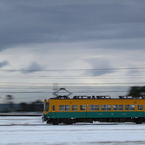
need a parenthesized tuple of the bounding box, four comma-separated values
(0, 116, 145, 145)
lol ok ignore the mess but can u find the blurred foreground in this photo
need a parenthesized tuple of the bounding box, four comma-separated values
(0, 116, 145, 145)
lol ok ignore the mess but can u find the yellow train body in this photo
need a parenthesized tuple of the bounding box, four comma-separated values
(43, 96, 145, 125)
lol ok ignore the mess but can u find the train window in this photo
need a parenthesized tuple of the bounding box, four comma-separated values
(59, 105, 64, 111)
(118, 105, 123, 110)
(106, 105, 111, 110)
(125, 105, 135, 110)
(130, 105, 135, 110)
(125, 105, 129, 110)
(138, 105, 143, 110)
(89, 105, 99, 111)
(52, 105, 55, 111)
(72, 105, 77, 111)
(113, 105, 123, 110)
(101, 105, 105, 110)
(44, 102, 49, 111)
(101, 105, 111, 110)
(80, 105, 86, 110)
(59, 105, 70, 111)
(65, 105, 70, 111)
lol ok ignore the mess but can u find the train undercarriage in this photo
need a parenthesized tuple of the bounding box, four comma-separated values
(43, 117, 145, 125)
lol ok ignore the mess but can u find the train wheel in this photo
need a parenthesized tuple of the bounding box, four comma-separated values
(135, 118, 142, 124)
(46, 120, 50, 124)
(52, 119, 59, 125)
(63, 119, 73, 125)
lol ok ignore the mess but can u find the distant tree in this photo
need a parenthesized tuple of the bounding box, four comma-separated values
(6, 95, 14, 104)
(127, 86, 145, 98)
(18, 100, 43, 112)
(31, 100, 43, 112)
(19, 102, 28, 112)
(5, 95, 14, 112)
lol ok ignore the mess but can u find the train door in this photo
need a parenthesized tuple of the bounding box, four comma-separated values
(86, 104, 90, 118)
(79, 104, 87, 118)
(51, 105, 56, 118)
(137, 104, 144, 117)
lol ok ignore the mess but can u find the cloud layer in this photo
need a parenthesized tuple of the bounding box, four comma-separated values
(0, 1, 145, 102)
(0, 0, 145, 51)
(0, 61, 8, 68)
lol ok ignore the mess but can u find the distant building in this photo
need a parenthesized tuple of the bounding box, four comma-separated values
(0, 102, 43, 112)
(0, 104, 21, 112)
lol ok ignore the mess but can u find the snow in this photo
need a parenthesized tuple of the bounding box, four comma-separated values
(0, 116, 145, 145)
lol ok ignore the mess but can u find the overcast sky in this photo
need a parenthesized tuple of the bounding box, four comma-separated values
(0, 0, 145, 103)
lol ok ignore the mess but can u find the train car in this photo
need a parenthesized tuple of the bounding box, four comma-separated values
(42, 89, 145, 125)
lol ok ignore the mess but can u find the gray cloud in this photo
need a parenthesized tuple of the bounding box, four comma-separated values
(84, 58, 115, 76)
(0, 0, 145, 51)
(0, 61, 8, 68)
(22, 62, 44, 73)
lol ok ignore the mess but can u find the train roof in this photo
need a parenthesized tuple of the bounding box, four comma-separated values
(45, 95, 145, 101)
(45, 88, 145, 101)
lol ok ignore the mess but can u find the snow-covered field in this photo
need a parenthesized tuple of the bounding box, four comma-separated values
(0, 116, 145, 145)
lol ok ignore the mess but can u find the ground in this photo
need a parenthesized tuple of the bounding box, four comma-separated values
(0, 116, 145, 145)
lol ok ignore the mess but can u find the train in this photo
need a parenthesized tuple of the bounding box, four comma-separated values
(42, 88, 145, 125)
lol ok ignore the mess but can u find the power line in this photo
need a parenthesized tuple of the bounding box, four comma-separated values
(1, 76, 145, 79)
(0, 66, 145, 72)
(1, 90, 144, 94)
(0, 82, 144, 85)
(20, 76, 145, 78)
(0, 91, 129, 94)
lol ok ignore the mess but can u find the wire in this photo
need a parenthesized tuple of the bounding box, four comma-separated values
(0, 90, 129, 94)
(0, 66, 145, 72)
(0, 82, 144, 85)
(1, 76, 145, 79)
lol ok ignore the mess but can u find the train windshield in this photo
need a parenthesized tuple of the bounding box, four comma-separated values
(44, 102, 49, 111)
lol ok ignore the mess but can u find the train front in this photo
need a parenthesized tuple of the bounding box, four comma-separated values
(42, 99, 50, 123)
